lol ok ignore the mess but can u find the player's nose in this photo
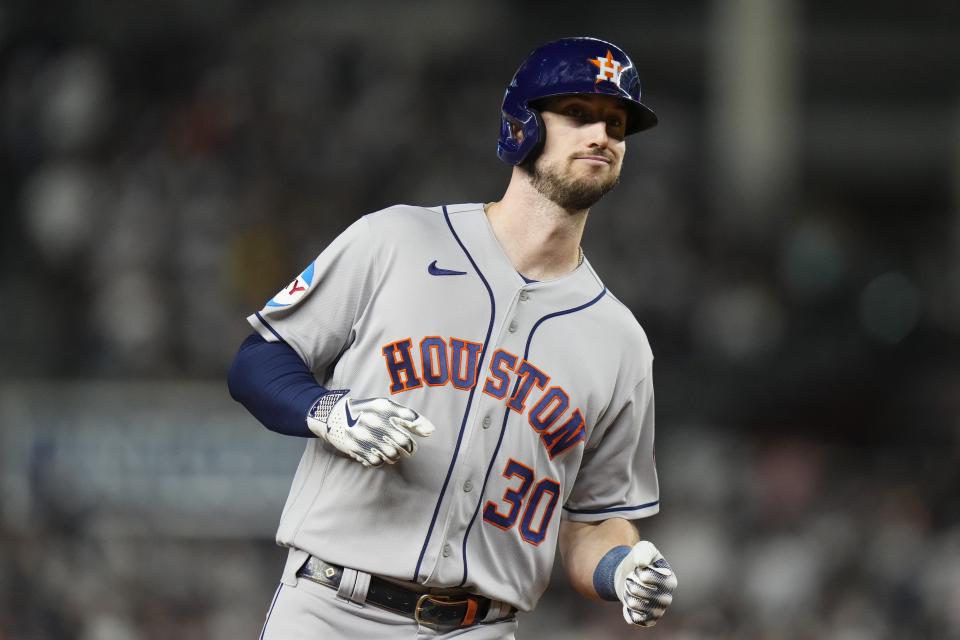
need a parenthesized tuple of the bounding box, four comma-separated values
(583, 119, 611, 148)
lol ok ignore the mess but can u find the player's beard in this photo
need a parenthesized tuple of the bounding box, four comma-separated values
(529, 155, 620, 211)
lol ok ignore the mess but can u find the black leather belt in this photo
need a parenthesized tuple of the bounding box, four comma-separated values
(296, 556, 515, 631)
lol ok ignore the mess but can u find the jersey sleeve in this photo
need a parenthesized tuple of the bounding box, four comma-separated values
(247, 216, 378, 373)
(562, 370, 659, 522)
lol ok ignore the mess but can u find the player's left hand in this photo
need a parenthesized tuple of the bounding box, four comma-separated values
(614, 541, 677, 628)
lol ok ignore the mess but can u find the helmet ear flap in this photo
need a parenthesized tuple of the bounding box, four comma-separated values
(497, 106, 545, 166)
(499, 115, 522, 151)
(519, 108, 546, 168)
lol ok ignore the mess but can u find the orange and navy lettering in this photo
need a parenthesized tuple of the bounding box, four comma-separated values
(481, 458, 534, 531)
(381, 338, 423, 394)
(450, 338, 483, 390)
(518, 473, 561, 546)
(528, 386, 569, 432)
(529, 388, 587, 459)
(380, 336, 588, 459)
(507, 361, 549, 414)
(419, 336, 448, 386)
(482, 349, 518, 400)
(483, 457, 561, 546)
(541, 409, 586, 460)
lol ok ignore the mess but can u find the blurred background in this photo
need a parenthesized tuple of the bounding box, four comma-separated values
(1, 0, 959, 638)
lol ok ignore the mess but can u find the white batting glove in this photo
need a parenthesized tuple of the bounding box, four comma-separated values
(306, 392, 435, 467)
(614, 541, 677, 628)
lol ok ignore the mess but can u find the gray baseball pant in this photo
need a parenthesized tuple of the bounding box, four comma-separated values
(259, 572, 518, 640)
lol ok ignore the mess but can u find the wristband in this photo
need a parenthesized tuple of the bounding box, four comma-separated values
(593, 545, 631, 602)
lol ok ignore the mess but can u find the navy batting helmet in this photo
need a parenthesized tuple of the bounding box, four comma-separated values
(497, 37, 657, 166)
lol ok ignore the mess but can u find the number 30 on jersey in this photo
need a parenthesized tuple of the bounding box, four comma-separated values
(483, 458, 561, 546)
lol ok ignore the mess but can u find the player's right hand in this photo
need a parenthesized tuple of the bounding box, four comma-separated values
(306, 394, 435, 467)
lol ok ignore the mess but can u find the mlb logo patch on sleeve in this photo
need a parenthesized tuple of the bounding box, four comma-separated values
(266, 262, 315, 308)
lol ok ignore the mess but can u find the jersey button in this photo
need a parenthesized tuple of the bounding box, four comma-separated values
(508, 320, 518, 333)
(482, 416, 491, 429)
(463, 480, 473, 492)
(519, 291, 529, 302)
(442, 544, 451, 557)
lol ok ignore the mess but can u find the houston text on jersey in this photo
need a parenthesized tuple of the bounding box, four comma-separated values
(381, 336, 587, 459)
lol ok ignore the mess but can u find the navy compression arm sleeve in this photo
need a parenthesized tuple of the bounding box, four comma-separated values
(227, 332, 328, 437)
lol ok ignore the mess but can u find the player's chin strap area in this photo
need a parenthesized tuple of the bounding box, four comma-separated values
(296, 556, 517, 632)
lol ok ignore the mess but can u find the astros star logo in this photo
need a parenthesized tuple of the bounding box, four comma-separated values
(589, 50, 626, 87)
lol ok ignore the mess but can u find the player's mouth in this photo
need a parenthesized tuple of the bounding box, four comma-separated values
(573, 154, 613, 166)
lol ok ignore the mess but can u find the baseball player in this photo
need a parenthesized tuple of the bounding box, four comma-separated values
(229, 36, 677, 639)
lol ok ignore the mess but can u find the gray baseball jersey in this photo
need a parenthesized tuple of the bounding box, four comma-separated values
(248, 203, 658, 611)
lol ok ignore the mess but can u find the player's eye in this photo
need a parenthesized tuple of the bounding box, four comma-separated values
(563, 105, 586, 119)
(606, 116, 626, 138)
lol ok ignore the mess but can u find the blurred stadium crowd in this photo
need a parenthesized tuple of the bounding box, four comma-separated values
(1, 1, 959, 638)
